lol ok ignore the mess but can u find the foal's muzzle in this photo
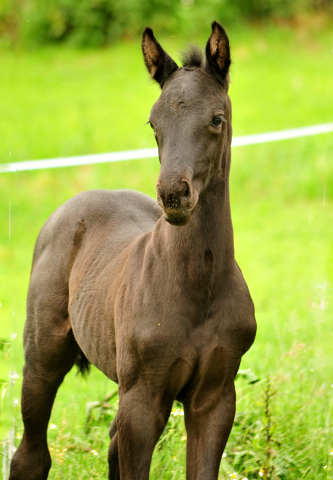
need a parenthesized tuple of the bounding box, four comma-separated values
(156, 178, 195, 226)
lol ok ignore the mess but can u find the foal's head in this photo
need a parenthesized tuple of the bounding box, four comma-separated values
(142, 22, 232, 226)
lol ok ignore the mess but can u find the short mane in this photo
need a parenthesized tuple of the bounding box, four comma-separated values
(181, 45, 204, 69)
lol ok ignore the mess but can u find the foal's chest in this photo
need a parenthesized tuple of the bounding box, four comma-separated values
(116, 272, 255, 395)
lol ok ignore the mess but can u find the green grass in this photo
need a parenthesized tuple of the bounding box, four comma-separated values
(1, 20, 333, 479)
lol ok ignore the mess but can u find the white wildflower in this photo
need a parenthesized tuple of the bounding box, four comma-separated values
(171, 408, 184, 416)
(11, 371, 20, 384)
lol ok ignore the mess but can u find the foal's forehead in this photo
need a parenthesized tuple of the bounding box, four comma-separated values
(155, 68, 225, 112)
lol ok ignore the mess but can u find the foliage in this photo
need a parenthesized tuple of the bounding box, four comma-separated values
(84, 390, 118, 434)
(1, 0, 333, 47)
(0, 0, 20, 46)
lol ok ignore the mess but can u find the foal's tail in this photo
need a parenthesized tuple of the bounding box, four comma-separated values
(75, 350, 91, 376)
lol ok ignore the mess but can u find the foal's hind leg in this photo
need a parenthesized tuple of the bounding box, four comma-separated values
(9, 277, 79, 480)
(108, 414, 120, 480)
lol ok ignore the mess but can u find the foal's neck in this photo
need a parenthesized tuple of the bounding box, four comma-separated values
(158, 174, 235, 268)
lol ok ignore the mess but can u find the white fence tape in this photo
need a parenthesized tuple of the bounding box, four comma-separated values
(1, 122, 332, 174)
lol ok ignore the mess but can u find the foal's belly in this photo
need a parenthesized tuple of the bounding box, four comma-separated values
(67, 191, 161, 382)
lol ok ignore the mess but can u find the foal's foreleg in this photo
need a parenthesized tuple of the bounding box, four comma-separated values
(116, 386, 173, 480)
(184, 380, 236, 480)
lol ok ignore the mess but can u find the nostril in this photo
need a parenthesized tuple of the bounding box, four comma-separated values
(181, 181, 190, 199)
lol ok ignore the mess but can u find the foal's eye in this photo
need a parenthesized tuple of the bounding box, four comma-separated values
(211, 116, 223, 127)
(145, 119, 155, 130)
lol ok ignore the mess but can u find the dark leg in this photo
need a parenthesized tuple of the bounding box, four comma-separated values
(184, 379, 236, 480)
(9, 309, 79, 480)
(108, 414, 120, 480)
(116, 387, 173, 480)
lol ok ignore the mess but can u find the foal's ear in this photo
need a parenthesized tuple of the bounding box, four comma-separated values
(205, 21, 231, 86)
(142, 27, 178, 88)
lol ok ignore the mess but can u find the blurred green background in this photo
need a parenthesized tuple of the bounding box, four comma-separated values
(0, 1, 333, 479)
(0, 0, 332, 47)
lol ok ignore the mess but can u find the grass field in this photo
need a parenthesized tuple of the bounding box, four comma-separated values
(1, 18, 333, 479)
